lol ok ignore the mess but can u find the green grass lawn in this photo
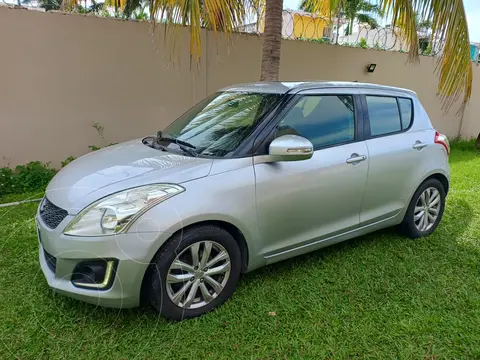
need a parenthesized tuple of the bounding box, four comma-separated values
(1, 145, 480, 359)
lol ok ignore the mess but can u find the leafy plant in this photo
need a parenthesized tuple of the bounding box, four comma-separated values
(0, 167, 15, 196)
(88, 145, 101, 151)
(92, 122, 105, 139)
(14, 162, 57, 193)
(133, 9, 149, 20)
(37, 0, 61, 11)
(0, 162, 57, 195)
(298, 37, 331, 44)
(422, 43, 433, 56)
(61, 156, 76, 168)
(358, 37, 368, 48)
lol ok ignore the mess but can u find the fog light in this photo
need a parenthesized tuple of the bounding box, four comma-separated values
(71, 259, 117, 290)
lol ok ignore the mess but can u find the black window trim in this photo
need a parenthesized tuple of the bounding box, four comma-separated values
(397, 96, 414, 131)
(362, 94, 415, 140)
(252, 93, 364, 154)
(243, 93, 297, 156)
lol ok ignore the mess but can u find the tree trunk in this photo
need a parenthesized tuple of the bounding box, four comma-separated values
(260, 0, 283, 81)
(476, 132, 480, 150)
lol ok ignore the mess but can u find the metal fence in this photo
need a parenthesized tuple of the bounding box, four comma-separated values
(239, 10, 446, 56)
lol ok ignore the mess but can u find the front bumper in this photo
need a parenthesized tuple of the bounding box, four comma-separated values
(36, 212, 171, 308)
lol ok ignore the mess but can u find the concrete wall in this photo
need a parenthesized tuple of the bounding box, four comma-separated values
(0, 7, 478, 167)
(460, 63, 480, 140)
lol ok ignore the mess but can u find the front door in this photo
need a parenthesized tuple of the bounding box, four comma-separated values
(254, 92, 369, 259)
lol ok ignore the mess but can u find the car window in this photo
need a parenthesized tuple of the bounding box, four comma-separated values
(398, 98, 413, 129)
(162, 91, 281, 157)
(275, 95, 355, 149)
(366, 96, 401, 136)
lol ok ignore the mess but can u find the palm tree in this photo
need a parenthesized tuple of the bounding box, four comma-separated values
(301, 0, 382, 36)
(343, 0, 382, 35)
(260, 0, 284, 81)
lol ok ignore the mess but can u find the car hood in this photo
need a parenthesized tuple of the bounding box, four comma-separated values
(46, 139, 213, 214)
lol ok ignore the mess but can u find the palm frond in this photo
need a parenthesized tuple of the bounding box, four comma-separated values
(357, 0, 382, 16)
(301, 0, 335, 18)
(150, 0, 259, 63)
(356, 13, 379, 28)
(415, 0, 472, 110)
(381, 0, 419, 62)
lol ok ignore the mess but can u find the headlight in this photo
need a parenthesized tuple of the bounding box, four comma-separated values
(64, 184, 184, 236)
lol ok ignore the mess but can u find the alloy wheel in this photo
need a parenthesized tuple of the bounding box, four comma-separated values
(414, 187, 442, 232)
(166, 241, 231, 309)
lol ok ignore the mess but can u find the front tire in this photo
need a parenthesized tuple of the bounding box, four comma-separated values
(400, 178, 446, 238)
(149, 225, 241, 321)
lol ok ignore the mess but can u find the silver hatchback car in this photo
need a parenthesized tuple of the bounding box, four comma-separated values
(37, 82, 450, 320)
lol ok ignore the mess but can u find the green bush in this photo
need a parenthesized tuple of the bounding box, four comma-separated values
(1, 142, 119, 196)
(0, 161, 57, 196)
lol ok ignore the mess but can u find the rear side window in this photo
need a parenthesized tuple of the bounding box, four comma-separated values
(366, 96, 401, 136)
(275, 95, 355, 149)
(398, 98, 413, 129)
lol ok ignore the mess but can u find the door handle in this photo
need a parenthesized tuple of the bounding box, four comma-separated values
(413, 141, 428, 150)
(346, 154, 367, 164)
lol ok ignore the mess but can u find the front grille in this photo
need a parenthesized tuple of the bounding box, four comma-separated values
(39, 197, 68, 229)
(43, 249, 57, 273)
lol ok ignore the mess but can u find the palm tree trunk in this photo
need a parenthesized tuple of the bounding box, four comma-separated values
(260, 0, 283, 81)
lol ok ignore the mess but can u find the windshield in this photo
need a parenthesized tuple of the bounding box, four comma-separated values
(161, 91, 281, 157)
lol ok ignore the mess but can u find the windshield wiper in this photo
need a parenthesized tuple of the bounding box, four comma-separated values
(156, 131, 198, 157)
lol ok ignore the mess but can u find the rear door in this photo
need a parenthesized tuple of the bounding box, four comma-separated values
(254, 89, 369, 259)
(360, 93, 432, 225)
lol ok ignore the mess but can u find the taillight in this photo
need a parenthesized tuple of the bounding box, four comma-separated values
(434, 131, 450, 156)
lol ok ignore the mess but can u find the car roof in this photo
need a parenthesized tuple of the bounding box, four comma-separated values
(220, 81, 417, 97)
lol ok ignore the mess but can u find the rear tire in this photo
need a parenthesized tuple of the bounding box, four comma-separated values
(149, 225, 241, 321)
(400, 178, 446, 238)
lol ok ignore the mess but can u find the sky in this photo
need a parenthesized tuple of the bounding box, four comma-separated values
(283, 0, 480, 43)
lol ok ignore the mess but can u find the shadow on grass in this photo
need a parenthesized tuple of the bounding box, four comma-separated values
(241, 196, 474, 289)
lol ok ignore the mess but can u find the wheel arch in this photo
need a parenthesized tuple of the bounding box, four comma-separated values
(140, 220, 249, 305)
(422, 172, 449, 195)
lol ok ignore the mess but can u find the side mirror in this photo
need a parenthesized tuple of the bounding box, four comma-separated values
(268, 135, 313, 162)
